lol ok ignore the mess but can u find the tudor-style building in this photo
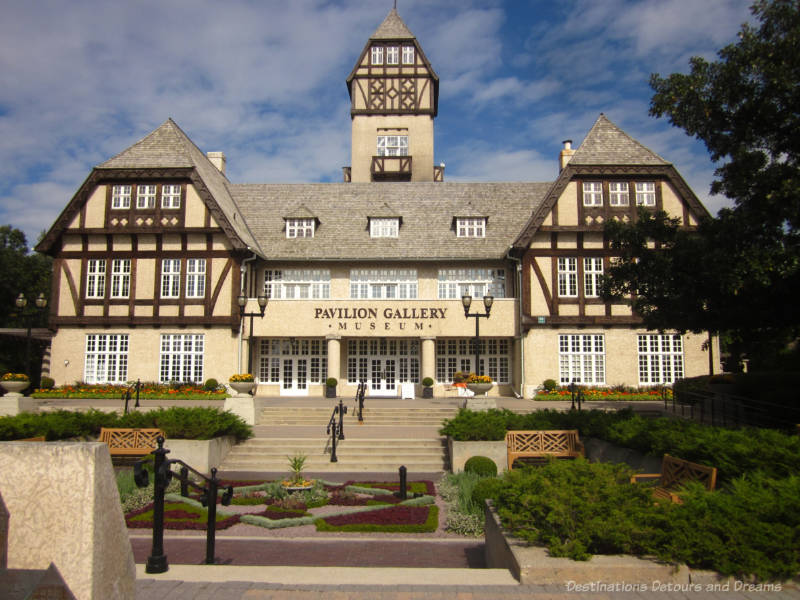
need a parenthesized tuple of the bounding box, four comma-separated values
(35, 8, 718, 398)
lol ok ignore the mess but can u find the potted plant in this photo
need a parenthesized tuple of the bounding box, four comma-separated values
(229, 373, 255, 397)
(325, 377, 337, 398)
(282, 453, 314, 491)
(422, 377, 434, 398)
(465, 373, 492, 396)
(1, 373, 30, 397)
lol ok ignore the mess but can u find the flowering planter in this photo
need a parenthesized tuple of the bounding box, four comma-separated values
(229, 381, 255, 397)
(466, 382, 492, 396)
(0, 381, 29, 397)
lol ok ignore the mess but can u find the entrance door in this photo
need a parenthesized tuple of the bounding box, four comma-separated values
(369, 358, 397, 396)
(281, 358, 309, 396)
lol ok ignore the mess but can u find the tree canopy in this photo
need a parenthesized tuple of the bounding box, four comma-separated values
(604, 0, 800, 370)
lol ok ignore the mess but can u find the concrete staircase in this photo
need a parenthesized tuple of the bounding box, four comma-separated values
(218, 405, 457, 473)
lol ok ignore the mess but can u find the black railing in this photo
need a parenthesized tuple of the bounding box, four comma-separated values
(122, 379, 142, 415)
(667, 387, 800, 430)
(356, 380, 366, 423)
(326, 399, 347, 462)
(569, 381, 584, 411)
(134, 436, 233, 572)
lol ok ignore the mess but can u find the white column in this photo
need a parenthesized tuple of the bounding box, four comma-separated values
(421, 337, 436, 383)
(326, 336, 341, 381)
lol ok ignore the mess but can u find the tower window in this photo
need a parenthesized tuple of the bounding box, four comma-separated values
(371, 46, 383, 64)
(582, 182, 603, 206)
(377, 135, 408, 156)
(402, 46, 414, 64)
(636, 182, 656, 206)
(386, 46, 399, 65)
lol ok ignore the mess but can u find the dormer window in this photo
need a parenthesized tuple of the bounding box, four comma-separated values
(456, 217, 485, 238)
(371, 46, 384, 64)
(377, 135, 408, 156)
(582, 182, 603, 206)
(386, 45, 399, 65)
(370, 218, 399, 238)
(402, 45, 414, 64)
(286, 218, 315, 238)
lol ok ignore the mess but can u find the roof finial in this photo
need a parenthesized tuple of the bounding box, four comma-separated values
(393, 0, 397, 9)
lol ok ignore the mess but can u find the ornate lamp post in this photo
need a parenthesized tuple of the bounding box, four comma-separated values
(238, 294, 267, 375)
(14, 293, 48, 380)
(461, 295, 493, 375)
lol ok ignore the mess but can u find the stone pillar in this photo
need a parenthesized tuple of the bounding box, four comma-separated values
(421, 337, 436, 384)
(326, 336, 341, 381)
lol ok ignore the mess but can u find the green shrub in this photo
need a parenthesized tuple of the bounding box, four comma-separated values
(39, 376, 55, 389)
(117, 407, 252, 442)
(542, 378, 558, 391)
(326, 378, 337, 387)
(422, 377, 434, 387)
(464, 456, 498, 477)
(471, 477, 504, 507)
(203, 378, 219, 391)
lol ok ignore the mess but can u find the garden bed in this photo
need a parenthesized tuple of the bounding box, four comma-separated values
(32, 382, 227, 400)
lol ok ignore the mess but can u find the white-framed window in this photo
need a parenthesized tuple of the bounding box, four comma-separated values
(371, 46, 383, 64)
(347, 339, 419, 384)
(456, 217, 485, 238)
(186, 258, 206, 298)
(402, 45, 414, 64)
(159, 334, 204, 383)
(84, 334, 128, 384)
(286, 218, 315, 238)
(559, 334, 605, 385)
(437, 268, 506, 299)
(376, 135, 408, 156)
(583, 257, 603, 298)
(436, 338, 510, 383)
(557, 257, 578, 297)
(636, 182, 656, 206)
(609, 182, 629, 206)
(136, 185, 156, 209)
(370, 218, 399, 238)
(350, 269, 417, 299)
(386, 45, 399, 65)
(264, 269, 330, 299)
(111, 185, 131, 209)
(161, 184, 181, 209)
(110, 259, 131, 299)
(583, 181, 603, 206)
(638, 334, 684, 385)
(260, 339, 327, 384)
(161, 259, 181, 298)
(86, 259, 106, 299)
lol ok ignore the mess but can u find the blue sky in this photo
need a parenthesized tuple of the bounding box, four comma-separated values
(0, 0, 753, 249)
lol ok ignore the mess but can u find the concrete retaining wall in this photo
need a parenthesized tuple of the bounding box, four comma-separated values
(165, 436, 236, 475)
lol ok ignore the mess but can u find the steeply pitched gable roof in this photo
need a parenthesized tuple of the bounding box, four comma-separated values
(570, 114, 669, 166)
(371, 8, 415, 39)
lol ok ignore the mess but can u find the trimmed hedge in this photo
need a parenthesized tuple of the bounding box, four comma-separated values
(464, 455, 498, 477)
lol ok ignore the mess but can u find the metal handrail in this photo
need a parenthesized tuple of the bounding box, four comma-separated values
(122, 379, 142, 415)
(356, 380, 366, 422)
(326, 405, 339, 462)
(668, 387, 800, 430)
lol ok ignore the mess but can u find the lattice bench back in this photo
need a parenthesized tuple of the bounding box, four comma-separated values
(505, 430, 584, 470)
(660, 454, 717, 492)
(99, 428, 164, 456)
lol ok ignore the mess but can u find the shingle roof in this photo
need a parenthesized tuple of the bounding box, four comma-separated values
(232, 182, 551, 261)
(371, 8, 415, 39)
(98, 119, 263, 256)
(570, 114, 669, 166)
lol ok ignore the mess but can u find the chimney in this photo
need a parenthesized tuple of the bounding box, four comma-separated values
(207, 151, 226, 175)
(559, 140, 575, 172)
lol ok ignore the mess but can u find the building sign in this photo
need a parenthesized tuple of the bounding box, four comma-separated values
(313, 306, 447, 331)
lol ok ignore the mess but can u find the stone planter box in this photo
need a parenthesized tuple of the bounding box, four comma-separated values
(448, 438, 506, 473)
(484, 499, 689, 585)
(0, 395, 37, 417)
(229, 381, 255, 397)
(0, 381, 29, 397)
(466, 382, 492, 395)
(164, 436, 236, 476)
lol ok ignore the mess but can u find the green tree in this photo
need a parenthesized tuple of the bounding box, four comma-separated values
(604, 0, 800, 370)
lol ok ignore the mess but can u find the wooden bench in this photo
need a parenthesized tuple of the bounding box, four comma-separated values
(505, 430, 585, 470)
(631, 454, 717, 503)
(99, 427, 164, 456)
(14, 436, 45, 441)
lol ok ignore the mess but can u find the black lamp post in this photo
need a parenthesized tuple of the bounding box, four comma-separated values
(461, 295, 493, 376)
(238, 294, 267, 375)
(15, 292, 48, 380)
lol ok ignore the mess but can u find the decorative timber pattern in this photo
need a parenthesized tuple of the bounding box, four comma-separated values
(505, 429, 585, 469)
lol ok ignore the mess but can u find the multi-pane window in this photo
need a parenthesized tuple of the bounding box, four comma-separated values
(456, 217, 485, 238)
(609, 182, 629, 206)
(583, 258, 603, 298)
(110, 259, 131, 298)
(186, 259, 206, 298)
(350, 269, 417, 299)
(161, 184, 181, 209)
(402, 45, 414, 64)
(86, 259, 106, 299)
(437, 268, 506, 299)
(583, 182, 603, 206)
(286, 218, 315, 238)
(161, 259, 181, 298)
(159, 334, 204, 383)
(376, 135, 408, 156)
(370, 218, 399, 238)
(638, 334, 684, 385)
(84, 334, 128, 384)
(636, 182, 656, 206)
(557, 257, 578, 297)
(347, 339, 419, 384)
(386, 45, 399, 64)
(559, 334, 605, 385)
(136, 185, 157, 209)
(258, 339, 327, 384)
(371, 46, 383, 64)
(436, 338, 510, 383)
(111, 185, 131, 209)
(264, 269, 330, 299)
